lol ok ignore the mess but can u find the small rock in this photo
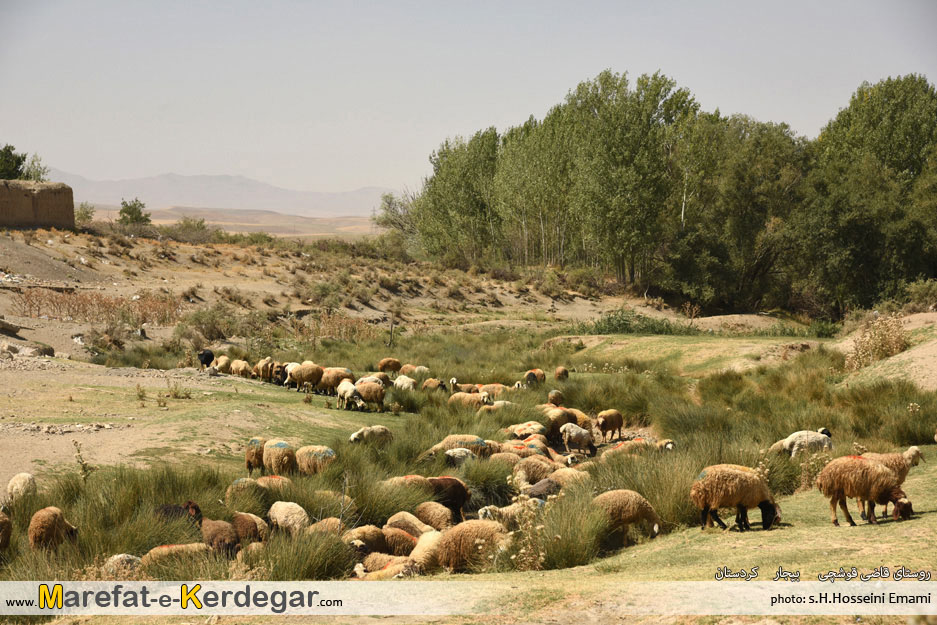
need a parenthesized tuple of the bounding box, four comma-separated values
(103, 554, 142, 576)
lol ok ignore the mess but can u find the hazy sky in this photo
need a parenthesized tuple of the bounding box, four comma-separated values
(1, 1, 935, 192)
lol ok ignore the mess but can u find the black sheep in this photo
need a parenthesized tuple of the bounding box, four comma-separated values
(197, 349, 214, 370)
(156, 500, 202, 526)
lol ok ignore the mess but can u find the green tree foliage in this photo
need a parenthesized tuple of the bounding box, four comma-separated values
(75, 201, 96, 228)
(117, 197, 152, 226)
(20, 154, 50, 182)
(0, 144, 27, 179)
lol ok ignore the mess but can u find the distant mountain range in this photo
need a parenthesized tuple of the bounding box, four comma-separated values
(49, 169, 392, 218)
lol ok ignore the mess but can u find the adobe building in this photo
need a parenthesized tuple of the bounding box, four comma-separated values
(0, 180, 75, 229)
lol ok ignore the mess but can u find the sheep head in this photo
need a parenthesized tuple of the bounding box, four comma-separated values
(817, 427, 832, 438)
(893, 497, 913, 521)
(758, 500, 777, 530)
(905, 446, 924, 466)
(479, 391, 492, 405)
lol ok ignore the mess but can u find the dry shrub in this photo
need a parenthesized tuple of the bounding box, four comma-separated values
(845, 313, 910, 370)
(12, 288, 182, 326)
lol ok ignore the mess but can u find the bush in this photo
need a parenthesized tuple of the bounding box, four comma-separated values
(574, 308, 701, 336)
(845, 313, 911, 370)
(74, 202, 96, 228)
(117, 197, 151, 226)
(905, 278, 937, 312)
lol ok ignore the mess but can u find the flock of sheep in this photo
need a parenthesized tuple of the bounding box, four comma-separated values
(0, 354, 932, 580)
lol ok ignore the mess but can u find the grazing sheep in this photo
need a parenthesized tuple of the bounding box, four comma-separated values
(306, 517, 345, 535)
(369, 372, 392, 386)
(0, 510, 10, 551)
(210, 354, 231, 373)
(449, 378, 478, 394)
(427, 476, 471, 523)
(604, 437, 675, 457)
(342, 525, 387, 553)
(421, 378, 448, 392)
(544, 407, 577, 441)
(224, 478, 264, 508)
(201, 518, 240, 558)
(256, 475, 292, 490)
(385, 511, 434, 537)
(337, 379, 366, 410)
(488, 452, 522, 468)
(478, 498, 544, 530)
(140, 543, 210, 567)
(268, 501, 310, 535)
(349, 425, 394, 447)
(289, 362, 324, 392)
(413, 365, 430, 377)
(230, 359, 252, 378)
(7, 472, 37, 503)
(523, 368, 546, 385)
(409, 529, 443, 573)
(271, 362, 288, 385)
(236, 542, 265, 563)
(513, 456, 561, 490)
(399, 364, 420, 377)
(383, 527, 418, 556)
(262, 439, 297, 475)
(197, 349, 214, 370)
(436, 520, 511, 572)
(316, 367, 355, 395)
(816, 455, 912, 526)
(422, 434, 499, 459)
(858, 446, 925, 519)
(232, 512, 268, 543)
(296, 445, 337, 475)
(506, 421, 548, 439)
(378, 358, 402, 374)
(476, 400, 514, 417)
(252, 356, 274, 381)
(447, 391, 492, 409)
(560, 422, 597, 456)
(596, 410, 624, 442)
(382, 474, 433, 493)
(356, 381, 386, 412)
(245, 437, 265, 476)
(554, 366, 569, 381)
(356, 375, 385, 387)
(593, 490, 661, 546)
(394, 375, 417, 391)
(547, 389, 564, 406)
(768, 428, 833, 458)
(28, 506, 78, 550)
(445, 448, 477, 467)
(415, 502, 452, 531)
(479, 383, 508, 398)
(155, 500, 202, 526)
(690, 464, 777, 531)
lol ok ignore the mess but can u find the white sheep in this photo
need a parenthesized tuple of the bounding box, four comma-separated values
(768, 428, 832, 458)
(559, 422, 597, 456)
(337, 379, 366, 410)
(349, 425, 394, 446)
(268, 501, 309, 536)
(478, 498, 545, 530)
(394, 375, 417, 391)
(444, 448, 477, 467)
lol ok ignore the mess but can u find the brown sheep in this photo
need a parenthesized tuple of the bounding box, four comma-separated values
(342, 525, 387, 553)
(316, 367, 354, 395)
(28, 506, 78, 550)
(0, 510, 11, 551)
(513, 455, 561, 490)
(479, 383, 508, 398)
(447, 391, 492, 409)
(690, 464, 777, 531)
(414, 501, 452, 531)
(382, 526, 418, 556)
(816, 455, 912, 526)
(229, 359, 252, 378)
(385, 511, 434, 537)
(547, 389, 564, 406)
(378, 357, 402, 374)
(858, 446, 924, 519)
(289, 362, 324, 393)
(448, 378, 479, 393)
(427, 476, 471, 523)
(369, 371, 392, 386)
(523, 368, 546, 385)
(554, 366, 569, 381)
(232, 512, 268, 544)
(596, 410, 624, 442)
(141, 543, 209, 567)
(210, 354, 231, 373)
(262, 440, 298, 475)
(201, 518, 240, 558)
(245, 436, 266, 476)
(421, 378, 448, 392)
(593, 489, 661, 546)
(356, 381, 386, 412)
(252, 356, 274, 381)
(435, 520, 510, 572)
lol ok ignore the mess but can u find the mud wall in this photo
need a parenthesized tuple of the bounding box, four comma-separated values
(0, 180, 75, 229)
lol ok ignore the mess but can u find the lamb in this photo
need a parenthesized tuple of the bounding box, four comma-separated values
(155, 500, 202, 526)
(268, 501, 310, 535)
(288, 362, 324, 392)
(383, 526, 418, 556)
(337, 379, 366, 410)
(592, 489, 661, 545)
(394, 375, 417, 391)
(816, 455, 912, 526)
(385, 511, 434, 537)
(262, 439, 298, 475)
(316, 367, 355, 395)
(7, 472, 37, 503)
(449, 378, 478, 394)
(421, 378, 448, 392)
(427, 476, 471, 523)
(210, 354, 231, 373)
(547, 389, 564, 406)
(447, 391, 492, 409)
(378, 357, 402, 374)
(201, 518, 240, 558)
(296, 445, 337, 475)
(478, 498, 545, 530)
(690, 464, 778, 531)
(560, 422, 597, 456)
(768, 428, 832, 458)
(245, 437, 266, 476)
(28, 506, 78, 550)
(140, 543, 210, 568)
(415, 501, 452, 531)
(554, 366, 569, 381)
(197, 348, 214, 370)
(0, 510, 10, 551)
(230, 359, 252, 378)
(349, 425, 394, 447)
(232, 512, 268, 543)
(445, 448, 477, 467)
(858, 446, 925, 519)
(356, 381, 386, 412)
(596, 410, 624, 442)
(435, 520, 511, 572)
(523, 368, 546, 385)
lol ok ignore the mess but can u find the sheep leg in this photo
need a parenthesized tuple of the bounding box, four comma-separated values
(709, 509, 727, 529)
(859, 498, 867, 521)
(734, 506, 745, 532)
(829, 497, 840, 526)
(866, 502, 878, 525)
(700, 507, 710, 529)
(880, 503, 889, 520)
(838, 497, 856, 526)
